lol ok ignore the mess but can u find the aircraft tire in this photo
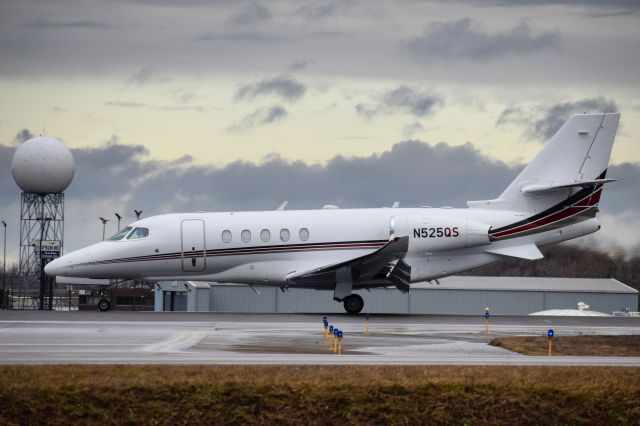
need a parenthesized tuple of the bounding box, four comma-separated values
(343, 294, 364, 314)
(98, 299, 111, 312)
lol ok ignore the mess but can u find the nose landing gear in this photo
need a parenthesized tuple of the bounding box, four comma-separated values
(97, 299, 111, 312)
(342, 294, 364, 314)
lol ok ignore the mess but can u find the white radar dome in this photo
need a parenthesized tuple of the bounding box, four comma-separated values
(11, 136, 75, 194)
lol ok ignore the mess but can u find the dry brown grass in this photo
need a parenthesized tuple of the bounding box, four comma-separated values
(1, 365, 639, 425)
(491, 335, 640, 356)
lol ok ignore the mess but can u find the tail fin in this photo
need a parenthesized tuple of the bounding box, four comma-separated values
(468, 113, 620, 213)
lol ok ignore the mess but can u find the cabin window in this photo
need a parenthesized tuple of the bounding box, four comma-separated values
(221, 230, 232, 243)
(241, 229, 251, 243)
(127, 227, 149, 240)
(108, 227, 132, 241)
(280, 228, 290, 242)
(260, 229, 270, 242)
(299, 228, 309, 241)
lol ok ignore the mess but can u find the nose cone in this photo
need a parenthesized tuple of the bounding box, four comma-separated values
(44, 247, 94, 277)
(44, 256, 68, 277)
(44, 242, 111, 278)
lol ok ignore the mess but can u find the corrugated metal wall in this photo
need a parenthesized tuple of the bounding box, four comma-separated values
(189, 287, 210, 312)
(543, 292, 635, 313)
(204, 286, 637, 315)
(209, 286, 278, 312)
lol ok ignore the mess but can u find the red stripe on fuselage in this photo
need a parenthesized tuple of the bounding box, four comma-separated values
(85, 241, 387, 266)
(491, 187, 602, 239)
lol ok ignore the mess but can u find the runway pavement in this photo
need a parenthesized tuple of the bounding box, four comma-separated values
(1, 311, 639, 365)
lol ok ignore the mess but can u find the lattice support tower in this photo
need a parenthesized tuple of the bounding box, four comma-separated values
(18, 192, 65, 310)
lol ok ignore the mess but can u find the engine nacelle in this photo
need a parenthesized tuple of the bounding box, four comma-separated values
(406, 215, 491, 253)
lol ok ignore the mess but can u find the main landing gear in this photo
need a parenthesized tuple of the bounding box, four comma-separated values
(342, 294, 364, 315)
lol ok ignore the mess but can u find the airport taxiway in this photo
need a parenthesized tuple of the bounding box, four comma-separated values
(0, 311, 639, 365)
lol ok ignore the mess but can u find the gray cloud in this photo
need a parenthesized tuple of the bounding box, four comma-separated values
(123, 140, 520, 213)
(105, 0, 238, 6)
(1, 137, 639, 255)
(495, 105, 525, 127)
(297, 3, 337, 20)
(288, 60, 311, 71)
(125, 65, 162, 86)
(443, 0, 640, 19)
(157, 105, 205, 113)
(109, 139, 636, 219)
(25, 20, 112, 29)
(529, 97, 618, 139)
(105, 101, 146, 108)
(195, 31, 282, 44)
(447, 0, 640, 14)
(12, 129, 34, 145)
(402, 18, 561, 63)
(64, 137, 639, 217)
(235, 75, 306, 102)
(475, 0, 640, 7)
(1, 0, 638, 86)
(67, 138, 155, 199)
(195, 29, 345, 44)
(227, 105, 287, 132)
(497, 97, 618, 141)
(228, 2, 271, 26)
(0, 144, 18, 204)
(354, 103, 376, 120)
(1, 137, 515, 213)
(356, 86, 443, 120)
(383, 87, 443, 117)
(0, 135, 153, 208)
(108, 140, 640, 220)
(586, 9, 640, 18)
(403, 122, 425, 137)
(263, 105, 287, 122)
(601, 162, 640, 214)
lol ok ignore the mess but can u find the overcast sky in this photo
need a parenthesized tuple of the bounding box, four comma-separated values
(0, 0, 639, 264)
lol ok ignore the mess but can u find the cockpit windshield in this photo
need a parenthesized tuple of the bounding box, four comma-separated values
(127, 227, 150, 240)
(108, 227, 132, 241)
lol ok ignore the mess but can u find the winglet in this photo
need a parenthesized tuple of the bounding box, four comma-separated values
(275, 201, 288, 211)
(485, 244, 543, 260)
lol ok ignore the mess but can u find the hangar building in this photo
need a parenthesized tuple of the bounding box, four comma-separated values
(154, 276, 638, 315)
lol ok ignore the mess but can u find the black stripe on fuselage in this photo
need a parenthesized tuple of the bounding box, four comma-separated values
(83, 239, 388, 266)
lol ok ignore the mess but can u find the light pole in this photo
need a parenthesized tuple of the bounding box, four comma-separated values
(1, 221, 6, 310)
(134, 209, 143, 221)
(99, 217, 109, 241)
(115, 213, 122, 232)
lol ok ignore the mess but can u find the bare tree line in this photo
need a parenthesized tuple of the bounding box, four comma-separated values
(464, 244, 640, 291)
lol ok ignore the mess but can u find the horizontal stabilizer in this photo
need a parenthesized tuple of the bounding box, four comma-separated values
(521, 179, 616, 194)
(485, 244, 543, 260)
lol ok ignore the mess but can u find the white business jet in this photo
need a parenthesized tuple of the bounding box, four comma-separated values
(46, 113, 620, 313)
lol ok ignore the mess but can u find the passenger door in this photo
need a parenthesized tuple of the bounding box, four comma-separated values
(181, 219, 206, 272)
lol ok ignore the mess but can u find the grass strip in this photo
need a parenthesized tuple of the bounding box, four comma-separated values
(1, 365, 639, 425)
(490, 335, 640, 356)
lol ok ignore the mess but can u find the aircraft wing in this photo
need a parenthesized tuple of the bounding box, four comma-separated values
(286, 235, 411, 292)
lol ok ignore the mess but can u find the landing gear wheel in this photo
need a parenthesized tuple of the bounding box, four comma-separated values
(343, 294, 364, 314)
(98, 299, 111, 312)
